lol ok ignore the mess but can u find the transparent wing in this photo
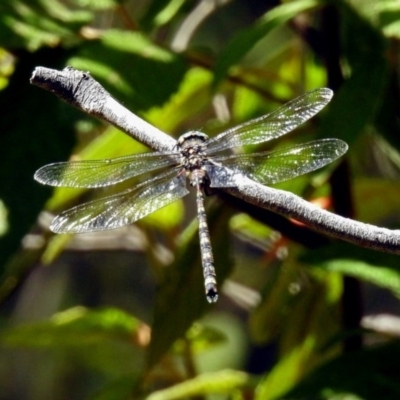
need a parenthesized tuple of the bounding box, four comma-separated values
(206, 88, 333, 154)
(50, 167, 188, 233)
(204, 165, 238, 188)
(211, 139, 348, 186)
(34, 151, 180, 188)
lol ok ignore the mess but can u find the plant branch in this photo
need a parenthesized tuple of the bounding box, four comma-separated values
(30, 66, 176, 152)
(30, 66, 400, 255)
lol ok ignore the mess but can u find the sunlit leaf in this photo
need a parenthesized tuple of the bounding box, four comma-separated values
(213, 0, 319, 87)
(0, 199, 8, 237)
(144, 68, 213, 134)
(256, 335, 317, 400)
(314, 259, 400, 299)
(0, 0, 91, 50)
(147, 370, 252, 400)
(140, 0, 186, 30)
(69, 30, 188, 111)
(73, 0, 118, 10)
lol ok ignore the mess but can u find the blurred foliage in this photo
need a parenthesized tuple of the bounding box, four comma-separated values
(0, 0, 400, 399)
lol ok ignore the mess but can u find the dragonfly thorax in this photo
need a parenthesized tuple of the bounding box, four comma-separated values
(177, 131, 210, 182)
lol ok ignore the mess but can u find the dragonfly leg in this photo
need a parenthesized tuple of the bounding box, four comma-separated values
(196, 187, 218, 303)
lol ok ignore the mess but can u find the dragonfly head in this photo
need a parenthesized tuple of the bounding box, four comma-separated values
(177, 131, 209, 150)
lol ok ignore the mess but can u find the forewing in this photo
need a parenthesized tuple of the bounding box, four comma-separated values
(206, 88, 333, 154)
(34, 151, 179, 188)
(50, 168, 188, 233)
(213, 139, 348, 185)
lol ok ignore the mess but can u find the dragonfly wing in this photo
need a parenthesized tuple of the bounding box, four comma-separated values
(34, 151, 179, 188)
(206, 88, 333, 154)
(204, 165, 238, 188)
(50, 168, 188, 233)
(213, 139, 348, 185)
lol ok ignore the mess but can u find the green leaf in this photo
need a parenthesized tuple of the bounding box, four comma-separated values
(249, 258, 302, 344)
(213, 0, 320, 87)
(316, 2, 390, 144)
(255, 335, 322, 400)
(73, 0, 119, 11)
(315, 259, 400, 299)
(343, 0, 400, 39)
(172, 322, 226, 355)
(1, 307, 148, 384)
(89, 376, 140, 400)
(146, 370, 252, 400)
(252, 267, 342, 399)
(1, 306, 141, 348)
(0, 0, 91, 50)
(281, 342, 400, 399)
(144, 68, 213, 134)
(353, 178, 400, 225)
(301, 235, 400, 305)
(69, 30, 188, 111)
(0, 200, 8, 237)
(140, 0, 186, 30)
(316, 62, 389, 145)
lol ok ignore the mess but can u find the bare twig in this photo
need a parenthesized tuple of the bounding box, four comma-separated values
(30, 66, 175, 152)
(224, 179, 400, 254)
(30, 66, 400, 255)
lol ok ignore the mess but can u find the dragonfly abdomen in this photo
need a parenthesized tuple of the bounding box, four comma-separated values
(196, 188, 218, 303)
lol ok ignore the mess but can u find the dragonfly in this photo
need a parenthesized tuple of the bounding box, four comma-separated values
(34, 88, 348, 303)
